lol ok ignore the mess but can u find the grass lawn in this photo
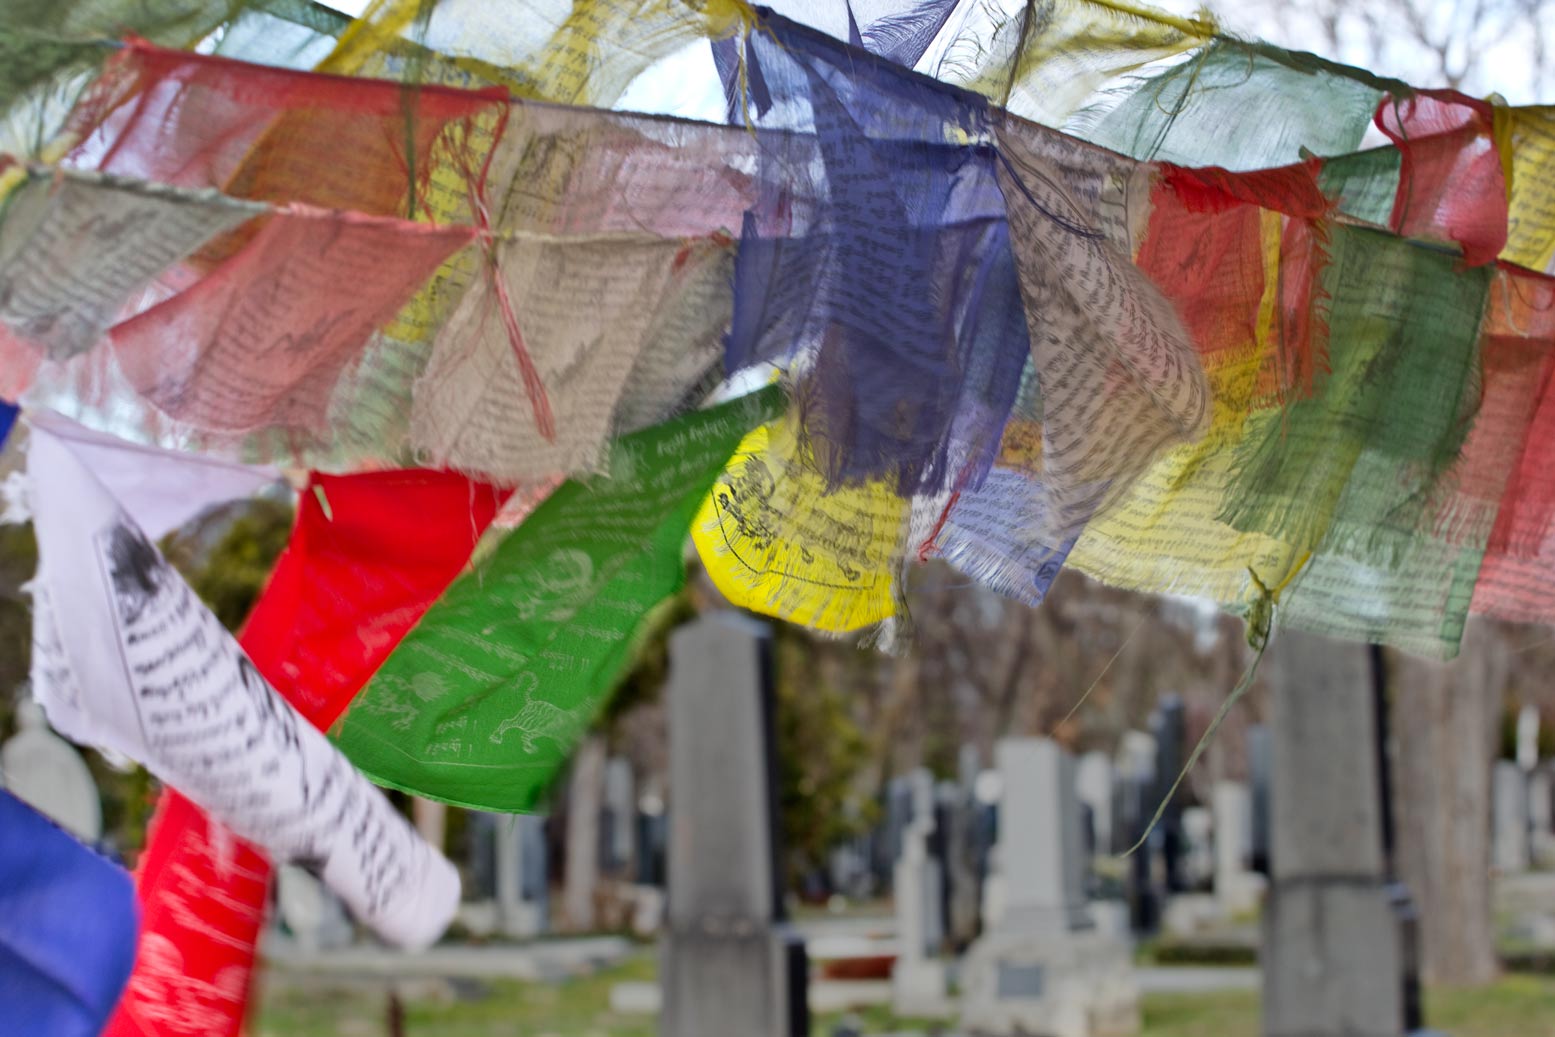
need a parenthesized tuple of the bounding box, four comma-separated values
(254, 956, 1555, 1037)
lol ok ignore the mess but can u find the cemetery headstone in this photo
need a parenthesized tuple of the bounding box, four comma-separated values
(660, 612, 806, 1037)
(1493, 761, 1531, 875)
(1261, 631, 1431, 1037)
(1516, 705, 1540, 772)
(1115, 730, 1161, 935)
(467, 811, 498, 900)
(942, 776, 982, 951)
(1150, 696, 1188, 892)
(1181, 806, 1214, 890)
(0, 699, 102, 844)
(604, 756, 636, 878)
(637, 796, 668, 887)
(497, 813, 550, 938)
(1247, 725, 1271, 875)
(962, 738, 1139, 1037)
(892, 767, 947, 1014)
(1076, 751, 1115, 857)
(563, 735, 605, 931)
(1529, 767, 1554, 864)
(276, 863, 353, 953)
(1211, 780, 1263, 915)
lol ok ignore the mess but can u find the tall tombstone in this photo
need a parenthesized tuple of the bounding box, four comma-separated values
(1181, 807, 1214, 891)
(0, 699, 102, 844)
(1075, 751, 1115, 858)
(1262, 631, 1429, 1037)
(1115, 730, 1161, 934)
(1150, 695, 1188, 892)
(467, 811, 498, 900)
(497, 813, 550, 937)
(962, 738, 1139, 1037)
(942, 774, 982, 951)
(1247, 725, 1272, 875)
(892, 767, 947, 1013)
(661, 613, 806, 1037)
(637, 800, 668, 887)
(1212, 780, 1263, 915)
(604, 756, 637, 879)
(563, 735, 606, 931)
(1516, 704, 1540, 771)
(1492, 761, 1531, 875)
(1530, 766, 1555, 860)
(879, 776, 913, 888)
(276, 863, 354, 952)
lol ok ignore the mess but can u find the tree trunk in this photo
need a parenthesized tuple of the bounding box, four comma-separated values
(1387, 619, 1505, 986)
(562, 734, 607, 932)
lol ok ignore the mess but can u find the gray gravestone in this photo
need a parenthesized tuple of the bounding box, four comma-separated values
(1516, 704, 1540, 771)
(1261, 631, 1430, 1037)
(1, 699, 101, 843)
(1530, 767, 1555, 863)
(1247, 724, 1271, 875)
(942, 775, 982, 951)
(961, 738, 1139, 1037)
(1151, 696, 1188, 892)
(497, 813, 550, 937)
(660, 612, 806, 1037)
(1212, 780, 1263, 915)
(468, 811, 498, 899)
(1493, 761, 1531, 875)
(892, 767, 947, 1013)
(1181, 806, 1214, 891)
(1116, 730, 1161, 934)
(604, 757, 636, 878)
(276, 863, 354, 953)
(1076, 751, 1115, 857)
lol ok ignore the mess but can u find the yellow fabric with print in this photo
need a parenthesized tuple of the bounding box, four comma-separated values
(692, 414, 908, 633)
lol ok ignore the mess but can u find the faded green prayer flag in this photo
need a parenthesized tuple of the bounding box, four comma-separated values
(331, 386, 784, 812)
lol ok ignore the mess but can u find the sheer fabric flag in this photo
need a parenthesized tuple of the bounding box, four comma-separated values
(727, 12, 1028, 495)
(319, 0, 751, 108)
(912, 0, 1201, 125)
(994, 117, 1208, 538)
(109, 466, 505, 1037)
(0, 167, 260, 399)
(62, 39, 508, 220)
(0, 0, 233, 137)
(0, 790, 138, 1037)
(1374, 91, 1507, 267)
(935, 467, 1074, 608)
(110, 206, 472, 438)
(405, 98, 755, 476)
(332, 387, 783, 812)
(27, 425, 460, 949)
(411, 232, 735, 481)
(1085, 42, 1386, 169)
(49, 39, 506, 462)
(1471, 265, 1555, 625)
(692, 407, 909, 632)
(1501, 106, 1555, 274)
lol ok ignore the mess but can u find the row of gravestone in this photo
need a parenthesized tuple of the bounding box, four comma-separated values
(10, 614, 1555, 1037)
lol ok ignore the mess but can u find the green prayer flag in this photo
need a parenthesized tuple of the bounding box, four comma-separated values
(331, 386, 784, 812)
(1086, 41, 1384, 170)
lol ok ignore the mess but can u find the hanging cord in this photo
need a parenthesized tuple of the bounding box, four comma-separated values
(1122, 551, 1309, 857)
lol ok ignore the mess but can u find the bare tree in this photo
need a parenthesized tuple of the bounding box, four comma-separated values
(1222, 0, 1553, 102)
